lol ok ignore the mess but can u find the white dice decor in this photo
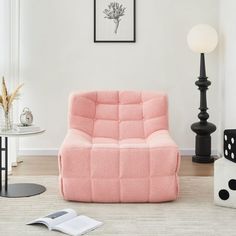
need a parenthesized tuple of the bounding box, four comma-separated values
(214, 158, 236, 207)
(214, 129, 236, 208)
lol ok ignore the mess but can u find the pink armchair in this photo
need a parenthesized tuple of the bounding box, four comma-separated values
(59, 91, 180, 202)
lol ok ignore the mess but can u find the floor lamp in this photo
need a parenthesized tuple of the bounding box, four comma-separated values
(187, 24, 218, 163)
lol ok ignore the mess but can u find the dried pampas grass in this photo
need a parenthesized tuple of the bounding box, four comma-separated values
(0, 77, 23, 113)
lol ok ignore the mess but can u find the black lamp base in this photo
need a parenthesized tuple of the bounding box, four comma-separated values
(192, 155, 215, 163)
(191, 53, 217, 164)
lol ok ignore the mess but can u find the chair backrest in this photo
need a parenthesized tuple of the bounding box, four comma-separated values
(69, 91, 168, 139)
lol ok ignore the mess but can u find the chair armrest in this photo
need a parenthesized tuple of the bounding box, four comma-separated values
(147, 130, 178, 148)
(60, 129, 92, 150)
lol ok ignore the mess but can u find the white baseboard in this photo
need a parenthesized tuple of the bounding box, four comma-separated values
(18, 148, 221, 157)
(18, 148, 59, 156)
(180, 148, 220, 157)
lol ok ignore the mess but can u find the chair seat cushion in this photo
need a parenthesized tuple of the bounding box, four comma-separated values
(59, 129, 180, 203)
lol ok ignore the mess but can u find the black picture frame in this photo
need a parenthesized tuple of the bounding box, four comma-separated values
(94, 0, 136, 43)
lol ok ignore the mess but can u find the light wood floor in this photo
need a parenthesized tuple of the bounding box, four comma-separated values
(12, 156, 214, 176)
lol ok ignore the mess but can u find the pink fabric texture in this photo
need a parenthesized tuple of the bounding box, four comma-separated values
(59, 91, 180, 202)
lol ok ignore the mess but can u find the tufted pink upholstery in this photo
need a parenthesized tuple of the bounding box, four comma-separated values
(59, 91, 180, 202)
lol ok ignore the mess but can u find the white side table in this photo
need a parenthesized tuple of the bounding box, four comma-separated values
(0, 129, 46, 198)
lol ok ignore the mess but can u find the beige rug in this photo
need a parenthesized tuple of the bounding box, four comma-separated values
(0, 176, 236, 236)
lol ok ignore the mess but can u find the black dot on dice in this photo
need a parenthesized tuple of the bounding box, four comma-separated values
(229, 179, 236, 190)
(219, 189, 230, 200)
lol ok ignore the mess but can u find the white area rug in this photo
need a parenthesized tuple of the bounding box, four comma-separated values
(0, 176, 236, 236)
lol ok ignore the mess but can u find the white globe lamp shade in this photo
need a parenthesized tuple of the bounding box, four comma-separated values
(187, 24, 218, 53)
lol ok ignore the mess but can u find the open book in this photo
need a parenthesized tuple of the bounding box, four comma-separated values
(27, 209, 103, 236)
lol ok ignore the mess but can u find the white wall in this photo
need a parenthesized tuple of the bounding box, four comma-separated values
(0, 0, 9, 77)
(219, 0, 236, 153)
(19, 0, 220, 155)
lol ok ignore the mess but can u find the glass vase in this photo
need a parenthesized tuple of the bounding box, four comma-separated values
(0, 107, 13, 131)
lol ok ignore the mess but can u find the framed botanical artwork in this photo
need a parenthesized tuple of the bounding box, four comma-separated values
(94, 0, 136, 42)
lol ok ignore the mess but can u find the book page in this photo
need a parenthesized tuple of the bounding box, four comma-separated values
(27, 209, 77, 230)
(53, 215, 103, 236)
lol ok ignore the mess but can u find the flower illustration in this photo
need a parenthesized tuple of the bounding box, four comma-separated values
(103, 2, 126, 34)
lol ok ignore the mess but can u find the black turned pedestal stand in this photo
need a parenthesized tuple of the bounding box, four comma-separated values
(191, 53, 216, 163)
(0, 136, 46, 198)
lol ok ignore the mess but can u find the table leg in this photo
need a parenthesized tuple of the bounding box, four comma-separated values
(5, 137, 8, 191)
(0, 137, 2, 191)
(0, 137, 9, 191)
(0, 135, 46, 198)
